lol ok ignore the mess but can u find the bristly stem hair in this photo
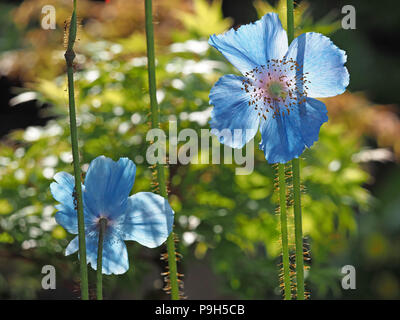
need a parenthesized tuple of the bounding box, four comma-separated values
(64, 0, 89, 300)
(278, 164, 291, 299)
(287, 0, 305, 300)
(144, 0, 180, 300)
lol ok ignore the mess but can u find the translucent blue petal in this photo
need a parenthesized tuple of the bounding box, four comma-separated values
(86, 233, 129, 275)
(101, 235, 129, 275)
(284, 32, 349, 98)
(50, 172, 78, 234)
(50, 172, 75, 210)
(209, 74, 259, 148)
(55, 209, 78, 235)
(65, 236, 79, 255)
(209, 13, 288, 74)
(67, 232, 129, 275)
(51, 172, 97, 234)
(115, 192, 174, 248)
(259, 98, 328, 163)
(292, 98, 329, 147)
(84, 156, 136, 220)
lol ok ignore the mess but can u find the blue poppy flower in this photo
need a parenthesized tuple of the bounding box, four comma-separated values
(208, 13, 349, 163)
(50, 156, 174, 275)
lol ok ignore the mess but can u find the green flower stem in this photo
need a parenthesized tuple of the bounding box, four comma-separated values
(278, 164, 291, 300)
(287, 0, 305, 300)
(96, 218, 107, 300)
(286, 0, 295, 43)
(292, 159, 304, 299)
(144, 0, 179, 300)
(64, 0, 89, 300)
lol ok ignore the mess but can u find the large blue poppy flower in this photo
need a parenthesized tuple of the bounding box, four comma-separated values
(208, 13, 349, 163)
(50, 156, 174, 275)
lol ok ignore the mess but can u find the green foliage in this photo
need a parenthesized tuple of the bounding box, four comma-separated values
(254, 0, 341, 36)
(175, 0, 233, 39)
(0, 4, 21, 52)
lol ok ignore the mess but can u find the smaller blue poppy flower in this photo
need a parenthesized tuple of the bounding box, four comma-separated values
(50, 156, 174, 275)
(208, 13, 349, 163)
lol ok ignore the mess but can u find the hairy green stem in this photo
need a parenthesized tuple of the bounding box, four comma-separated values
(278, 164, 291, 300)
(65, 0, 89, 300)
(292, 158, 304, 299)
(144, 0, 179, 300)
(96, 218, 107, 300)
(287, 0, 305, 300)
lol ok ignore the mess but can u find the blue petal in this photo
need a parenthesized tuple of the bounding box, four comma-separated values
(88, 233, 129, 275)
(50, 172, 79, 234)
(115, 192, 174, 248)
(259, 98, 328, 163)
(65, 236, 79, 255)
(101, 235, 129, 275)
(50, 172, 75, 210)
(67, 233, 129, 275)
(292, 98, 329, 147)
(284, 32, 349, 98)
(84, 156, 136, 220)
(209, 74, 259, 148)
(209, 13, 288, 74)
(51, 172, 97, 234)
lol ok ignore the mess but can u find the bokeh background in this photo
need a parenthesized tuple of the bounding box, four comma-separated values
(0, 0, 399, 299)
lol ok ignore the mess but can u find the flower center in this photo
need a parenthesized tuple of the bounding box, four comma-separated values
(267, 81, 287, 100)
(241, 58, 309, 120)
